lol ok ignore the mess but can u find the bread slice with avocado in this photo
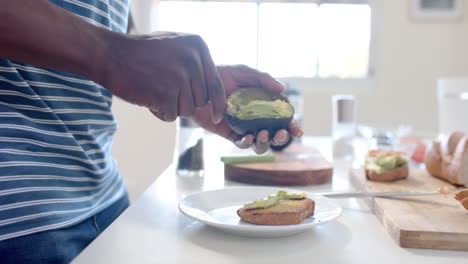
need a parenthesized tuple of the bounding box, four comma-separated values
(237, 191, 315, 225)
(365, 150, 409, 182)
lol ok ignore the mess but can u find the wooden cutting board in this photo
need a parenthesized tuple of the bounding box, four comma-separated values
(350, 168, 468, 251)
(224, 142, 333, 186)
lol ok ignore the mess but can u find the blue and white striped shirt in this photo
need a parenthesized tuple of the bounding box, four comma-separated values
(0, 0, 130, 241)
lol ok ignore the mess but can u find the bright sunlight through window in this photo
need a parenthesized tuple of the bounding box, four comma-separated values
(158, 2, 371, 79)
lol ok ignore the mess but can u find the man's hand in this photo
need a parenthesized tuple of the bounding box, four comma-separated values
(194, 65, 303, 154)
(101, 32, 226, 123)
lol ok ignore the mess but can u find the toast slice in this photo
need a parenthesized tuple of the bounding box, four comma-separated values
(454, 189, 468, 201)
(460, 198, 468, 210)
(454, 189, 468, 210)
(237, 198, 315, 225)
(366, 164, 409, 182)
(365, 150, 409, 182)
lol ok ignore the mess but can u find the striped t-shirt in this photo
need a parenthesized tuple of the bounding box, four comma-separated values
(0, 0, 130, 241)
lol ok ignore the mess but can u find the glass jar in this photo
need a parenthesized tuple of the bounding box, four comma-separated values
(332, 94, 356, 161)
(175, 117, 204, 177)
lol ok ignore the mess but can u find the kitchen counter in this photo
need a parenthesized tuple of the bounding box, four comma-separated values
(72, 136, 468, 264)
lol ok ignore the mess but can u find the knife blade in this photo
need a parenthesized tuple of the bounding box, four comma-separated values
(316, 190, 450, 199)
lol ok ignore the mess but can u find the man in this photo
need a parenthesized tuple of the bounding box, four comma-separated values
(0, 0, 302, 263)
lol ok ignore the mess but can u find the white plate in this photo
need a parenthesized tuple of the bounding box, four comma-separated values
(178, 187, 342, 237)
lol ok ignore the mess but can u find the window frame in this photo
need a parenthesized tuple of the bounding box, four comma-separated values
(157, 0, 377, 89)
(279, 0, 377, 90)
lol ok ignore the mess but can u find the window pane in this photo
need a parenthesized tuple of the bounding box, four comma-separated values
(317, 4, 371, 78)
(157, 2, 372, 79)
(258, 3, 319, 78)
(158, 2, 257, 68)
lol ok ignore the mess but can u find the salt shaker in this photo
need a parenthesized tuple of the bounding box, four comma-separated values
(332, 95, 356, 161)
(175, 117, 204, 177)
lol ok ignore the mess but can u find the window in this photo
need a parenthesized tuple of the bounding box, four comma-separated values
(157, 0, 372, 79)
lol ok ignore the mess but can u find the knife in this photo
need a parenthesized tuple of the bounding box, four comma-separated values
(316, 190, 451, 199)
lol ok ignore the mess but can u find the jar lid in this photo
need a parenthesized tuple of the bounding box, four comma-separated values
(332, 95, 355, 124)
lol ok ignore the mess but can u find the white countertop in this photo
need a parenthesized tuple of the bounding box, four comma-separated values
(72, 136, 468, 264)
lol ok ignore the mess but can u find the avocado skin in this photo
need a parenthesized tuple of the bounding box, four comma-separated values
(225, 88, 294, 151)
(224, 113, 293, 137)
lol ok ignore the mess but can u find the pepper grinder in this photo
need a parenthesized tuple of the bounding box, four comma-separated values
(175, 117, 204, 177)
(332, 95, 356, 161)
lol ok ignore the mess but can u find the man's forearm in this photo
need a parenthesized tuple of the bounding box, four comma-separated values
(0, 0, 118, 82)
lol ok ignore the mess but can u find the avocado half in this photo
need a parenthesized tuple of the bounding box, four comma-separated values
(224, 88, 294, 137)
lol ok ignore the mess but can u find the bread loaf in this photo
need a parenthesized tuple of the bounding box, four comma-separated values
(424, 141, 443, 177)
(424, 131, 468, 186)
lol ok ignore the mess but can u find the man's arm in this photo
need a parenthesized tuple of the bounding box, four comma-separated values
(0, 0, 110, 83)
(0, 0, 225, 123)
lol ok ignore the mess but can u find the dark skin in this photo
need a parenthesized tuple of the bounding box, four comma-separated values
(0, 0, 303, 154)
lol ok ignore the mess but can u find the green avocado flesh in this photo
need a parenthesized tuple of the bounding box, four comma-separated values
(365, 154, 408, 174)
(277, 191, 308, 200)
(243, 190, 308, 210)
(227, 88, 294, 120)
(243, 195, 280, 210)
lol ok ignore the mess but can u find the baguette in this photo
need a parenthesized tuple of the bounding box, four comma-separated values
(440, 131, 465, 162)
(424, 141, 443, 177)
(237, 198, 315, 225)
(424, 132, 468, 186)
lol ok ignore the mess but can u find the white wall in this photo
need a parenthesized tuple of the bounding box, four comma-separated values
(111, 98, 175, 201)
(111, 0, 175, 202)
(300, 0, 468, 136)
(112, 0, 468, 200)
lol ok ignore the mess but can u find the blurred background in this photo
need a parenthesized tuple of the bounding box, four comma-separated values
(111, 0, 468, 200)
